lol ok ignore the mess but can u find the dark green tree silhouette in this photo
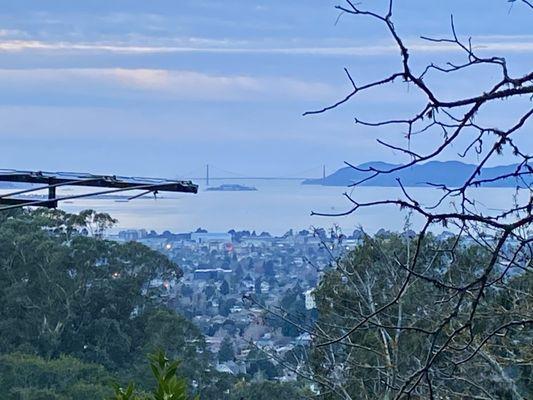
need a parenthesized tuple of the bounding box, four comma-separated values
(217, 337, 235, 363)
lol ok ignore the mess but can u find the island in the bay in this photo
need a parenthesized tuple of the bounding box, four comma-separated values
(206, 184, 258, 191)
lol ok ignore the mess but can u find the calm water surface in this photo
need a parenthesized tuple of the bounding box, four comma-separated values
(37, 180, 523, 235)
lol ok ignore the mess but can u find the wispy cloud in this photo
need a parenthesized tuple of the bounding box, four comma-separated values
(0, 68, 338, 102)
(0, 29, 28, 38)
(1, 36, 533, 55)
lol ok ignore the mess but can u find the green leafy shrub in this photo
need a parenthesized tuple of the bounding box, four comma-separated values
(111, 351, 198, 400)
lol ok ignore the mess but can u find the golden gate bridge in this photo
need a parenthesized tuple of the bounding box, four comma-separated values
(0, 164, 328, 211)
(175, 164, 327, 186)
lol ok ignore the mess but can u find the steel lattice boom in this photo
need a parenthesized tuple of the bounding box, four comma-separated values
(0, 169, 198, 210)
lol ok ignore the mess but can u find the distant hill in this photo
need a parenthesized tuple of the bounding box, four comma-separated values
(303, 161, 532, 188)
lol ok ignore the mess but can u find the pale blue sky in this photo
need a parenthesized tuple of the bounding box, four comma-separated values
(0, 0, 531, 178)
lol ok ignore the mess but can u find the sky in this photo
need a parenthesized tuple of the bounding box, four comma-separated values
(0, 0, 531, 179)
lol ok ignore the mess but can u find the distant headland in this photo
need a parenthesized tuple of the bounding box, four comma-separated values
(303, 161, 532, 188)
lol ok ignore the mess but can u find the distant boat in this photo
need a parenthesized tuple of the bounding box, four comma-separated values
(206, 184, 257, 192)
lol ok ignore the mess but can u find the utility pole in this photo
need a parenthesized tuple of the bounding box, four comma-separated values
(48, 184, 58, 208)
(206, 164, 210, 186)
(322, 165, 326, 184)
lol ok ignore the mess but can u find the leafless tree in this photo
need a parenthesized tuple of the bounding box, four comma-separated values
(300, 1, 533, 398)
(249, 1, 532, 399)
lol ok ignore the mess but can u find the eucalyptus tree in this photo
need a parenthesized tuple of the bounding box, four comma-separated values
(308, 235, 531, 399)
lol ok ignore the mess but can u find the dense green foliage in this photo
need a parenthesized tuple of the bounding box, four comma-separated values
(245, 348, 280, 380)
(0, 352, 112, 399)
(266, 283, 315, 338)
(309, 234, 532, 399)
(217, 337, 235, 363)
(0, 209, 306, 399)
(228, 381, 306, 400)
(0, 209, 207, 397)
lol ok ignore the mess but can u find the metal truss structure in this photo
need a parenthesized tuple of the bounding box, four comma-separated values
(0, 169, 198, 211)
